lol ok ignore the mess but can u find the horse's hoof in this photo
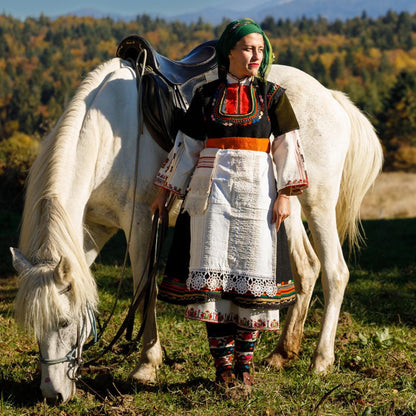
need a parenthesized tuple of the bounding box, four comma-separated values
(309, 359, 332, 375)
(262, 352, 289, 370)
(128, 363, 158, 384)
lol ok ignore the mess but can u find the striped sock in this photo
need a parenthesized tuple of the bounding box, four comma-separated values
(206, 322, 236, 375)
(234, 327, 259, 374)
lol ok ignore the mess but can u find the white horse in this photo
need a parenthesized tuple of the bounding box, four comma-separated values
(10, 57, 382, 402)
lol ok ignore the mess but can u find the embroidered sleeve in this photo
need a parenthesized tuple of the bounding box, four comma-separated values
(269, 88, 300, 137)
(154, 131, 205, 196)
(272, 130, 309, 194)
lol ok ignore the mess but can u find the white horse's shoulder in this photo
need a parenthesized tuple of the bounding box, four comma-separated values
(268, 64, 350, 150)
(268, 65, 346, 124)
(268, 64, 330, 95)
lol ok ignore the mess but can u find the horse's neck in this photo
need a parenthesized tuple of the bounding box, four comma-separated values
(20, 61, 125, 260)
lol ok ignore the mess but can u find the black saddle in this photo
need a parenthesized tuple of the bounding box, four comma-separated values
(117, 35, 217, 86)
(116, 35, 218, 151)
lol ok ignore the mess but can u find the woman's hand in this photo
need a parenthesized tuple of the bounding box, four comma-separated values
(151, 188, 170, 220)
(272, 191, 291, 232)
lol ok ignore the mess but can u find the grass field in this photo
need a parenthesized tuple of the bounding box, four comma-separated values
(0, 174, 415, 415)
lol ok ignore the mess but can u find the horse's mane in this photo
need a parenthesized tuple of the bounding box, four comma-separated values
(16, 58, 125, 338)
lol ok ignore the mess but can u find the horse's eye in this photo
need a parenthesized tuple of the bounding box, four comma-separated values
(60, 320, 69, 328)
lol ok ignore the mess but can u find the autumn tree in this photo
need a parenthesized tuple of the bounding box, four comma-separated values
(379, 70, 416, 171)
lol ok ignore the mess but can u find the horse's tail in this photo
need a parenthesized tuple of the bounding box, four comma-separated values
(331, 90, 383, 251)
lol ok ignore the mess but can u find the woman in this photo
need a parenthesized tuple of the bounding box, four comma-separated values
(152, 18, 308, 388)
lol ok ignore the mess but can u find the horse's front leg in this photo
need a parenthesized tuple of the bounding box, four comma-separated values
(127, 204, 163, 383)
(264, 198, 320, 368)
(305, 203, 349, 374)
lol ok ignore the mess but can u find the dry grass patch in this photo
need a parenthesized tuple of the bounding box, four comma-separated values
(360, 172, 416, 219)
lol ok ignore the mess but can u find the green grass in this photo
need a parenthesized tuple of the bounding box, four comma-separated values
(1, 214, 415, 415)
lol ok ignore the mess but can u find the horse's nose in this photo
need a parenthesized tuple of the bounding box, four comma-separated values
(45, 393, 63, 405)
(41, 380, 66, 403)
(41, 367, 75, 403)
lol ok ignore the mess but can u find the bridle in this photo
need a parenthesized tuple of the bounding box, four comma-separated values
(39, 285, 98, 377)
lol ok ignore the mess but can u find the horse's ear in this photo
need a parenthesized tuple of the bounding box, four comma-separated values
(54, 257, 71, 284)
(10, 247, 33, 275)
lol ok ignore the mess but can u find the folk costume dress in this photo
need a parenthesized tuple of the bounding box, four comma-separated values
(155, 73, 308, 331)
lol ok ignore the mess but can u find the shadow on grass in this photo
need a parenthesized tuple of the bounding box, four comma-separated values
(0, 210, 21, 277)
(340, 218, 415, 326)
(353, 218, 416, 271)
(0, 376, 42, 407)
(76, 373, 213, 405)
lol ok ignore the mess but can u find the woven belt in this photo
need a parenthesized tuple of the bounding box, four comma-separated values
(205, 137, 270, 152)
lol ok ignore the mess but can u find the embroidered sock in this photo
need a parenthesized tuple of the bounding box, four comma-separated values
(234, 326, 259, 374)
(206, 322, 236, 375)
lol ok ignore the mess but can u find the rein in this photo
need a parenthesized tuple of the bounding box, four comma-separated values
(85, 203, 172, 365)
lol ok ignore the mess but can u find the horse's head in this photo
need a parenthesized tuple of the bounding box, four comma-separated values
(10, 247, 97, 403)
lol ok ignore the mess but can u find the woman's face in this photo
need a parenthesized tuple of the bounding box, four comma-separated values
(228, 32, 264, 79)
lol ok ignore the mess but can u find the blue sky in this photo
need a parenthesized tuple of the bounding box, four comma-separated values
(0, 0, 226, 20)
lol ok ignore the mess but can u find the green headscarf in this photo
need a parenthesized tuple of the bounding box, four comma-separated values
(215, 18, 274, 82)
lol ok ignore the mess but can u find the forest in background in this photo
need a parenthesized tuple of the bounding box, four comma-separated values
(0, 10, 416, 208)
